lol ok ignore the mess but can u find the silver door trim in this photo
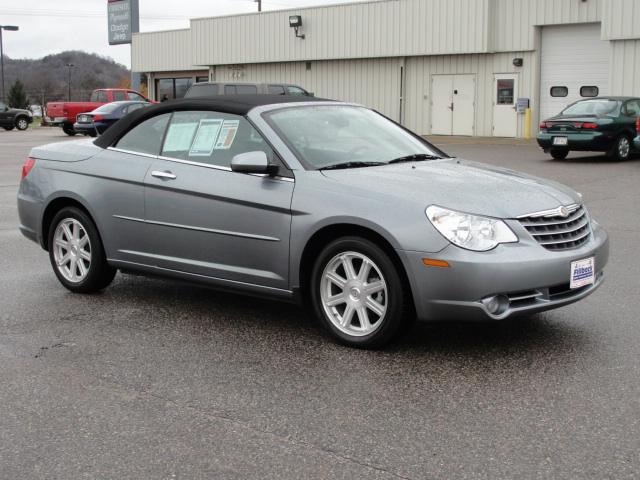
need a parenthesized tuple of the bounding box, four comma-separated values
(107, 147, 158, 159)
(113, 214, 281, 242)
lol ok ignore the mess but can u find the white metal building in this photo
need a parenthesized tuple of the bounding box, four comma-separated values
(132, 0, 640, 138)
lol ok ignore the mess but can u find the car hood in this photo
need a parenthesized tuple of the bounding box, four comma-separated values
(320, 158, 580, 218)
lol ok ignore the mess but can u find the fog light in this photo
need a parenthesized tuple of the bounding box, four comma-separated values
(482, 295, 509, 315)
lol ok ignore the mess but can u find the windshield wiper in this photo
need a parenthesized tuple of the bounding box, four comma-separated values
(387, 153, 442, 164)
(319, 161, 386, 170)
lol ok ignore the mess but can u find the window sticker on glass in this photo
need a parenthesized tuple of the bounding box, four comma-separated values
(214, 120, 240, 150)
(189, 119, 223, 156)
(164, 122, 198, 152)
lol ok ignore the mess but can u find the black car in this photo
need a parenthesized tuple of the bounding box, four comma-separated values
(537, 97, 640, 160)
(73, 101, 150, 136)
(0, 102, 33, 131)
(184, 81, 313, 98)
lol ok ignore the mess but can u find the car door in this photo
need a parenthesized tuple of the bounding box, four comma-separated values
(0, 102, 11, 126)
(621, 100, 640, 135)
(143, 110, 294, 290)
(94, 112, 171, 264)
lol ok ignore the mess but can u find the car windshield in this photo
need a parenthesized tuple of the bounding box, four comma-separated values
(92, 103, 122, 114)
(265, 105, 444, 169)
(561, 99, 620, 116)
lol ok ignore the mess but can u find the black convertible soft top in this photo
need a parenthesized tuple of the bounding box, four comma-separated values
(94, 94, 331, 149)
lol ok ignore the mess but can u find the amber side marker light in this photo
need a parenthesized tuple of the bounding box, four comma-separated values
(422, 258, 450, 268)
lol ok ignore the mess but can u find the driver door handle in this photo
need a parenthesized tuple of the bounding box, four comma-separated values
(151, 170, 177, 180)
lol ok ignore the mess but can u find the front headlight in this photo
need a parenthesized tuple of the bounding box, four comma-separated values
(426, 205, 518, 251)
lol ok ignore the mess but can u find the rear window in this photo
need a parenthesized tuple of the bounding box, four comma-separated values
(93, 103, 122, 114)
(561, 99, 620, 116)
(185, 83, 219, 98)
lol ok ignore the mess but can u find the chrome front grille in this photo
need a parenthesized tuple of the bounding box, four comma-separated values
(518, 204, 591, 251)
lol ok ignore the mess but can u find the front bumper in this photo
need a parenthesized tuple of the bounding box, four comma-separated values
(537, 131, 615, 152)
(399, 220, 609, 322)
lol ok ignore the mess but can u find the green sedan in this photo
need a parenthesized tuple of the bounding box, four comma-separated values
(537, 97, 640, 160)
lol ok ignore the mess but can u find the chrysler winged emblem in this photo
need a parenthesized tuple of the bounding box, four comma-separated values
(559, 206, 570, 218)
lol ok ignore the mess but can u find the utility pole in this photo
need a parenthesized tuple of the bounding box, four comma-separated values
(65, 63, 74, 101)
(255, 0, 262, 12)
(0, 25, 20, 103)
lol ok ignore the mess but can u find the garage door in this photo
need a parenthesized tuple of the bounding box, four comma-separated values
(540, 23, 610, 121)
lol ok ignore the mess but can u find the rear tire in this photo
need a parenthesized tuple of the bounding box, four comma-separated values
(310, 236, 409, 348)
(549, 148, 568, 160)
(47, 207, 116, 293)
(62, 124, 76, 136)
(15, 116, 29, 131)
(608, 135, 631, 161)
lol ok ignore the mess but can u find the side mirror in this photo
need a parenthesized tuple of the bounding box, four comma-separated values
(231, 151, 278, 175)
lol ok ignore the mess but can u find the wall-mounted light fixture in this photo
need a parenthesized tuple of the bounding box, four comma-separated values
(512, 57, 523, 67)
(289, 15, 305, 39)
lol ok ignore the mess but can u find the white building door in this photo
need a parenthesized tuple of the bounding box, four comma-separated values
(493, 74, 518, 137)
(540, 23, 609, 121)
(431, 74, 475, 136)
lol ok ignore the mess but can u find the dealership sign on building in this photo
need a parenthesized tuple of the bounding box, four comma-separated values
(108, 0, 139, 45)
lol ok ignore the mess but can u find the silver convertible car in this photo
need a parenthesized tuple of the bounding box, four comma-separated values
(17, 96, 609, 347)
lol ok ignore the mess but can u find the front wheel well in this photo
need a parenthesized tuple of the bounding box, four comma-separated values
(41, 198, 92, 250)
(298, 224, 414, 308)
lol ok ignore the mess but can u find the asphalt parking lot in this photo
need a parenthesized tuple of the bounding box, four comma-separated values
(1, 127, 639, 479)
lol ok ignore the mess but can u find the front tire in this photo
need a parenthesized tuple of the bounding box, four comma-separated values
(549, 148, 568, 160)
(48, 207, 116, 293)
(310, 237, 408, 348)
(15, 116, 29, 131)
(608, 135, 631, 161)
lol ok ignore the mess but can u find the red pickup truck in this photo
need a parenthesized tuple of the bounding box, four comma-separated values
(46, 88, 151, 136)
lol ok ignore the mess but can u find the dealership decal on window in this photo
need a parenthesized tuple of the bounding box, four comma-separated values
(214, 120, 240, 150)
(189, 119, 223, 156)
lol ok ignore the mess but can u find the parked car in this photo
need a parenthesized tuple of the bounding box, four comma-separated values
(17, 95, 609, 348)
(73, 101, 151, 136)
(0, 102, 33, 131)
(184, 81, 312, 98)
(46, 88, 152, 136)
(537, 96, 640, 160)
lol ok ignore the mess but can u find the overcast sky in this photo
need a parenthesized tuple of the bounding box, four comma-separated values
(0, 0, 368, 68)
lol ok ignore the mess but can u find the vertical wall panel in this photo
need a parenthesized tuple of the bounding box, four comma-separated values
(609, 40, 640, 94)
(403, 51, 537, 137)
(602, 0, 640, 40)
(213, 58, 402, 121)
(132, 29, 194, 72)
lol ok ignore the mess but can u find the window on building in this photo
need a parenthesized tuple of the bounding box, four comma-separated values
(115, 113, 171, 155)
(155, 78, 194, 101)
(580, 86, 599, 98)
(268, 85, 286, 95)
(496, 79, 514, 105)
(550, 86, 568, 97)
(160, 110, 274, 169)
(196, 76, 209, 83)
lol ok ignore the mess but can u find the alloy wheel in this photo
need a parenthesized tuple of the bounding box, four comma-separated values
(619, 137, 630, 158)
(53, 218, 92, 283)
(320, 251, 388, 337)
(17, 118, 28, 130)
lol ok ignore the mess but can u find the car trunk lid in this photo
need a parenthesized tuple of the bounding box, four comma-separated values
(29, 139, 102, 162)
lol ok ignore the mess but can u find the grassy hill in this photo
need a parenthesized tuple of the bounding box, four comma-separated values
(2, 50, 131, 104)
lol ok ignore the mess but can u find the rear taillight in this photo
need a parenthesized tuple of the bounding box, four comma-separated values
(22, 158, 36, 179)
(581, 122, 598, 129)
(539, 121, 548, 129)
(636, 117, 640, 134)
